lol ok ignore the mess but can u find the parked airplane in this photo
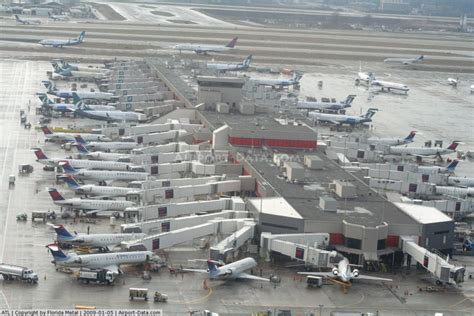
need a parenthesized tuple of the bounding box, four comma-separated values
(355, 64, 373, 85)
(15, 14, 41, 25)
(62, 175, 136, 198)
(40, 126, 110, 142)
(384, 55, 424, 65)
(448, 177, 474, 188)
(448, 78, 460, 87)
(175, 37, 238, 54)
(52, 224, 145, 250)
(207, 55, 252, 72)
(59, 60, 111, 74)
(46, 244, 154, 274)
(370, 79, 409, 93)
(74, 143, 131, 162)
(39, 31, 85, 48)
(42, 80, 116, 101)
(52, 63, 106, 80)
(366, 131, 417, 146)
(388, 141, 460, 158)
(48, 12, 69, 21)
(299, 257, 392, 284)
(184, 257, 269, 281)
(33, 148, 134, 171)
(297, 95, 356, 112)
(74, 135, 138, 152)
(60, 161, 149, 182)
(309, 108, 378, 126)
(253, 73, 303, 88)
(47, 188, 135, 215)
(417, 159, 459, 174)
(36, 93, 116, 113)
(75, 105, 147, 123)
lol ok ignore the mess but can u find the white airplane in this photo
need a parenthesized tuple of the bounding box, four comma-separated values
(384, 55, 424, 65)
(52, 224, 145, 250)
(75, 106, 147, 123)
(297, 95, 355, 112)
(52, 63, 106, 80)
(299, 257, 392, 284)
(448, 78, 460, 87)
(207, 55, 252, 72)
(74, 144, 131, 162)
(36, 93, 116, 113)
(39, 31, 85, 48)
(47, 188, 135, 215)
(388, 141, 459, 158)
(42, 80, 116, 101)
(46, 244, 154, 274)
(40, 126, 111, 142)
(74, 135, 138, 152)
(253, 73, 303, 88)
(175, 37, 238, 54)
(309, 108, 378, 126)
(58, 60, 111, 74)
(183, 257, 269, 282)
(62, 175, 137, 198)
(367, 131, 416, 146)
(15, 14, 41, 25)
(417, 159, 459, 174)
(448, 177, 474, 188)
(48, 12, 69, 21)
(33, 148, 134, 171)
(355, 64, 373, 85)
(60, 161, 149, 182)
(370, 79, 409, 94)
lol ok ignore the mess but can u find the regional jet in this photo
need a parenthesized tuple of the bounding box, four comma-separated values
(74, 144, 131, 162)
(48, 12, 69, 21)
(370, 79, 410, 94)
(39, 31, 85, 48)
(184, 257, 270, 282)
(15, 15, 41, 25)
(61, 175, 137, 198)
(51, 224, 145, 250)
(40, 126, 110, 142)
(417, 159, 459, 174)
(46, 244, 154, 275)
(75, 106, 147, 123)
(36, 93, 116, 113)
(74, 135, 138, 152)
(297, 95, 355, 112)
(388, 141, 460, 158)
(366, 131, 416, 146)
(60, 161, 149, 182)
(384, 55, 424, 65)
(207, 55, 252, 72)
(299, 257, 392, 285)
(253, 73, 303, 88)
(309, 108, 378, 126)
(42, 80, 116, 101)
(174, 37, 238, 54)
(448, 78, 460, 87)
(47, 188, 135, 215)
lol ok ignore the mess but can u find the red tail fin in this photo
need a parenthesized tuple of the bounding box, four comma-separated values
(447, 142, 459, 150)
(41, 126, 53, 135)
(225, 37, 238, 48)
(48, 188, 65, 201)
(33, 148, 48, 160)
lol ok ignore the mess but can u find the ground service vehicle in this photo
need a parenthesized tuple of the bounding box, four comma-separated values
(153, 292, 168, 303)
(307, 275, 323, 288)
(78, 268, 115, 284)
(0, 264, 38, 283)
(129, 288, 148, 301)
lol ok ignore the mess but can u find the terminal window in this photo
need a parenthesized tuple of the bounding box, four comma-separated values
(345, 237, 362, 250)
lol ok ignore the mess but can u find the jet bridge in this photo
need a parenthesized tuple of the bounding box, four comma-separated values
(260, 233, 336, 268)
(400, 236, 465, 285)
(122, 218, 255, 251)
(210, 221, 256, 261)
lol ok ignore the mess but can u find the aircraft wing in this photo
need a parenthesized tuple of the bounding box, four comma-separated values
(181, 268, 208, 273)
(297, 272, 334, 277)
(237, 273, 270, 282)
(355, 274, 392, 282)
(103, 265, 120, 274)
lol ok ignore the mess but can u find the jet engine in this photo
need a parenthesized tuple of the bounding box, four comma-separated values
(332, 267, 339, 276)
(352, 269, 359, 278)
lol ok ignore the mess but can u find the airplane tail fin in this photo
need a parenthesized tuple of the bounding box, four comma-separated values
(74, 135, 87, 145)
(72, 92, 81, 104)
(59, 161, 78, 174)
(345, 95, 356, 105)
(364, 108, 378, 119)
(51, 62, 62, 73)
(78, 31, 85, 42)
(53, 224, 75, 239)
(32, 148, 49, 160)
(242, 55, 252, 67)
(46, 244, 70, 261)
(446, 159, 459, 172)
(41, 126, 54, 136)
(293, 72, 303, 83)
(41, 80, 56, 92)
(62, 175, 81, 189)
(207, 259, 218, 273)
(447, 141, 459, 151)
(36, 93, 50, 105)
(225, 37, 238, 48)
(73, 143, 90, 154)
(418, 55, 424, 62)
(404, 131, 417, 143)
(48, 188, 65, 201)
(15, 15, 20, 21)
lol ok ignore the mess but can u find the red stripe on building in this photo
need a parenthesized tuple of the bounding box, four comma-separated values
(330, 233, 344, 245)
(386, 235, 400, 247)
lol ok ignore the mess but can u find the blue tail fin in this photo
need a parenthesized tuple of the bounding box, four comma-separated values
(446, 159, 459, 172)
(53, 225, 75, 239)
(74, 143, 89, 154)
(74, 135, 87, 145)
(62, 175, 81, 189)
(404, 131, 416, 143)
(78, 31, 85, 42)
(46, 244, 69, 261)
(59, 161, 78, 174)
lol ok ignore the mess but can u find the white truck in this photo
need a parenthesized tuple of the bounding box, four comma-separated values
(0, 263, 38, 284)
(78, 268, 116, 285)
